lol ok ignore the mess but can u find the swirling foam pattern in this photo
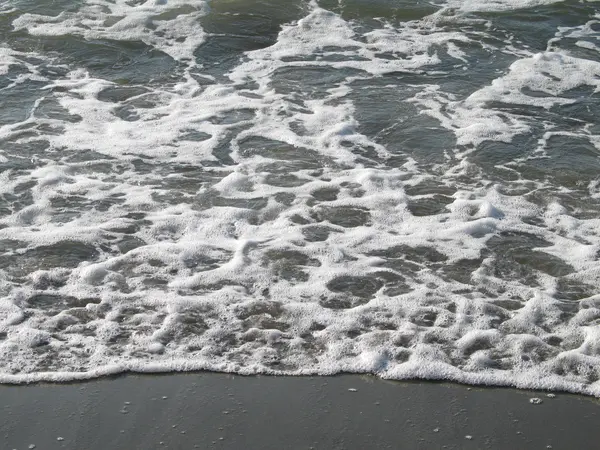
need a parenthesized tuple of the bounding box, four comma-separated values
(1, 0, 600, 394)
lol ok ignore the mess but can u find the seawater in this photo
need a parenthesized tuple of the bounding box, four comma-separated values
(1, 0, 600, 395)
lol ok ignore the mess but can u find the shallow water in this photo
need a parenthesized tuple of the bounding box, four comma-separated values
(0, 0, 600, 395)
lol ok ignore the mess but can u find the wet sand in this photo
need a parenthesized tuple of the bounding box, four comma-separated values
(1, 373, 599, 449)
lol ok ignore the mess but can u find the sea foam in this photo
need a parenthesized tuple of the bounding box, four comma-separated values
(0, 0, 600, 396)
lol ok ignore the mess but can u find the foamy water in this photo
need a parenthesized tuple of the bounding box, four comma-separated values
(1, 0, 600, 395)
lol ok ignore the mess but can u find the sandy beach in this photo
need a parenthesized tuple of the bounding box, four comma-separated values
(1, 373, 599, 449)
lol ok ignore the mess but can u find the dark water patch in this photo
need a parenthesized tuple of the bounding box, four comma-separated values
(238, 137, 325, 167)
(35, 97, 82, 123)
(311, 186, 340, 202)
(301, 225, 335, 242)
(476, 3, 595, 52)
(318, 0, 438, 24)
(157, 313, 208, 345)
(470, 134, 538, 168)
(377, 270, 411, 296)
(552, 93, 600, 125)
(179, 129, 212, 142)
(11, 0, 84, 16)
(263, 249, 321, 283)
(116, 236, 147, 254)
(370, 244, 448, 265)
(0, 189, 34, 217)
(528, 135, 600, 189)
(493, 298, 525, 311)
(242, 315, 289, 333)
(64, 150, 117, 164)
(385, 119, 455, 165)
(410, 308, 440, 327)
(311, 205, 371, 228)
(274, 192, 295, 206)
(263, 173, 310, 188)
(486, 231, 574, 281)
(0, 239, 27, 253)
(351, 83, 424, 152)
(10, 35, 178, 84)
(407, 195, 454, 216)
(211, 195, 268, 210)
(208, 108, 255, 125)
(553, 37, 600, 63)
(97, 86, 149, 103)
(326, 275, 384, 298)
(194, 35, 274, 79)
(438, 258, 484, 285)
(113, 104, 139, 122)
(235, 301, 282, 321)
(197, 0, 304, 79)
(319, 295, 369, 310)
(270, 66, 366, 100)
(404, 181, 455, 197)
(26, 294, 101, 315)
(152, 166, 224, 193)
(0, 79, 45, 126)
(555, 278, 596, 301)
(21, 241, 99, 272)
(182, 250, 233, 272)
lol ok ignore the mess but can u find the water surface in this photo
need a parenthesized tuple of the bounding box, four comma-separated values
(0, 0, 600, 395)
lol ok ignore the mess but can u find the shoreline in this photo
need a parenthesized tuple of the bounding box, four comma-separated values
(1, 365, 598, 398)
(2, 372, 599, 449)
(3, 368, 598, 399)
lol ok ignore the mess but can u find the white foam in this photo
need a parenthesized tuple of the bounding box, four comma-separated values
(446, 0, 575, 13)
(229, 6, 474, 81)
(1, 0, 600, 398)
(411, 51, 600, 149)
(468, 52, 600, 108)
(12, 0, 208, 63)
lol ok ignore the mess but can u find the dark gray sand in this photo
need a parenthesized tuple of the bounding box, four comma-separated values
(1, 374, 599, 450)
